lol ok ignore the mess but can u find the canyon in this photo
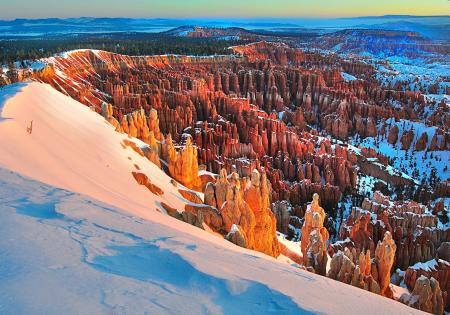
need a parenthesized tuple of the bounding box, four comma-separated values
(1, 35, 448, 314)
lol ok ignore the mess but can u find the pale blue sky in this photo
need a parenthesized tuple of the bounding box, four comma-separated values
(0, 0, 448, 19)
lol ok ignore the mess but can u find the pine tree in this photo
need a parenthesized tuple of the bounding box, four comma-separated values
(7, 62, 18, 83)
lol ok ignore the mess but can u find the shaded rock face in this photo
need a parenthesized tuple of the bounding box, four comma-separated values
(225, 224, 247, 248)
(400, 129, 415, 150)
(272, 200, 291, 234)
(437, 242, 450, 262)
(400, 276, 444, 315)
(335, 191, 447, 273)
(305, 216, 328, 276)
(415, 132, 428, 151)
(301, 193, 329, 275)
(328, 229, 397, 298)
(327, 249, 380, 295)
(404, 258, 450, 312)
(387, 124, 399, 145)
(329, 190, 449, 310)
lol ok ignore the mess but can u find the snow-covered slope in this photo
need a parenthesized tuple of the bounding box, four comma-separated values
(0, 168, 421, 315)
(0, 81, 188, 228)
(0, 82, 421, 314)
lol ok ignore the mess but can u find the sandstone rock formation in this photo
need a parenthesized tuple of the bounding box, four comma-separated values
(301, 193, 328, 258)
(400, 276, 444, 315)
(162, 135, 202, 191)
(225, 224, 247, 248)
(244, 169, 280, 257)
(404, 258, 449, 312)
(301, 193, 329, 275)
(375, 231, 397, 297)
(335, 191, 446, 272)
(328, 248, 380, 294)
(220, 184, 256, 249)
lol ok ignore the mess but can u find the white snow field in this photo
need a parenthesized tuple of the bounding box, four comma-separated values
(0, 82, 421, 314)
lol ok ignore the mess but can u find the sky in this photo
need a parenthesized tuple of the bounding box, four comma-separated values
(0, 0, 448, 19)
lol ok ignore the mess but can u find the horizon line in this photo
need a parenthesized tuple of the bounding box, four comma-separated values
(1, 14, 449, 21)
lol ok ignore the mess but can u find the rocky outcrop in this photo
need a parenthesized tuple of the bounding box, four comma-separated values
(336, 191, 446, 272)
(162, 135, 202, 191)
(101, 102, 121, 131)
(131, 171, 164, 196)
(415, 132, 428, 151)
(375, 231, 397, 297)
(327, 248, 380, 294)
(301, 193, 329, 275)
(220, 184, 257, 249)
(272, 200, 291, 234)
(399, 276, 444, 315)
(244, 169, 280, 257)
(142, 131, 162, 168)
(225, 224, 247, 248)
(400, 129, 415, 150)
(203, 168, 281, 257)
(404, 258, 449, 311)
(387, 124, 399, 144)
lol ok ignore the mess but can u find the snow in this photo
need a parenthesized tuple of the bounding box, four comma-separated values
(356, 118, 450, 182)
(410, 259, 449, 272)
(391, 285, 410, 301)
(229, 223, 240, 234)
(341, 72, 357, 81)
(373, 58, 450, 94)
(0, 169, 422, 314)
(28, 60, 46, 71)
(198, 169, 217, 177)
(0, 82, 188, 221)
(357, 174, 390, 197)
(0, 81, 423, 314)
(277, 232, 302, 257)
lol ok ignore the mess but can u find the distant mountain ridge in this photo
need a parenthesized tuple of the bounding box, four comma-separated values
(315, 28, 450, 57)
(0, 15, 448, 40)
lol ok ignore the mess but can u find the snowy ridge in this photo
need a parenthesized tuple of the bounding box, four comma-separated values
(0, 82, 424, 314)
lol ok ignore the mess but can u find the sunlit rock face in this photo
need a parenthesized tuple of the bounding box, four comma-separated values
(162, 135, 202, 191)
(244, 169, 280, 257)
(374, 231, 397, 297)
(202, 169, 280, 257)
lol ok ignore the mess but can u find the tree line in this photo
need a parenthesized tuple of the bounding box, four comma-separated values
(0, 34, 249, 65)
